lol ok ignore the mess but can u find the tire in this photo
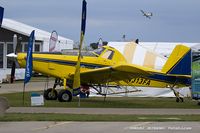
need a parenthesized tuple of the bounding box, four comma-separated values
(58, 90, 72, 102)
(176, 98, 180, 103)
(44, 88, 58, 100)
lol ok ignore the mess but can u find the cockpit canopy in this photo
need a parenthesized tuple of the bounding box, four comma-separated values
(36, 46, 117, 60)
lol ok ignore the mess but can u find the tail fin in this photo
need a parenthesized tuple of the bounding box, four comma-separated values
(161, 44, 191, 75)
(0, 6, 4, 27)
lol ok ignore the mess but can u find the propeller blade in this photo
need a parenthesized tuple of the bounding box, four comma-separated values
(10, 61, 16, 83)
(9, 34, 18, 83)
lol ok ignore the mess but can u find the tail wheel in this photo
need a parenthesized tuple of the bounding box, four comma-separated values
(44, 88, 58, 100)
(58, 90, 72, 102)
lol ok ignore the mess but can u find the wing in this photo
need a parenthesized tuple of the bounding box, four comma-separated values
(147, 16, 151, 19)
(140, 10, 145, 14)
(69, 64, 154, 85)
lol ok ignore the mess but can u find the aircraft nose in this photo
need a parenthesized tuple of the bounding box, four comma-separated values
(6, 53, 17, 62)
(17, 53, 26, 60)
(6, 53, 17, 58)
(16, 53, 27, 67)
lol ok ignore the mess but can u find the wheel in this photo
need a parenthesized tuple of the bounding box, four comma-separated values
(198, 102, 200, 106)
(58, 89, 72, 102)
(180, 97, 184, 102)
(176, 98, 180, 103)
(44, 88, 58, 100)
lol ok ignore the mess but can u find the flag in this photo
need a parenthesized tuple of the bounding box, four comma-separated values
(98, 38, 103, 48)
(49, 30, 58, 52)
(24, 30, 35, 84)
(0, 6, 4, 27)
(73, 0, 87, 96)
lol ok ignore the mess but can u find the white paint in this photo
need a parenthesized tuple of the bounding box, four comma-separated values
(132, 45, 146, 66)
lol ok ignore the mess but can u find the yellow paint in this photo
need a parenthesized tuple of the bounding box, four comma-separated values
(161, 44, 190, 73)
(123, 42, 136, 63)
(17, 45, 191, 90)
(143, 51, 156, 69)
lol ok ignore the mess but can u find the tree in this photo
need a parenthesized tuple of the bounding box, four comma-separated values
(90, 43, 98, 49)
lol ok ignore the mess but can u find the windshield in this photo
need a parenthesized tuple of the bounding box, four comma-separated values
(93, 48, 105, 56)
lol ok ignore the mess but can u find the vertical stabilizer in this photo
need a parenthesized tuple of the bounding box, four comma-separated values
(161, 45, 191, 75)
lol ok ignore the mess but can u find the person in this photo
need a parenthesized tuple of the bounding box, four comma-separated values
(81, 85, 90, 98)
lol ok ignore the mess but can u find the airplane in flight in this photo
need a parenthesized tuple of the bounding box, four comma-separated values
(140, 10, 153, 19)
(6, 1, 191, 103)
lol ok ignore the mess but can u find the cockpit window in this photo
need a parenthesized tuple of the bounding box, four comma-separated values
(93, 48, 105, 56)
(101, 50, 114, 60)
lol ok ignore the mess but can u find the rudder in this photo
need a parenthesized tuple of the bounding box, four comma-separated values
(161, 44, 191, 75)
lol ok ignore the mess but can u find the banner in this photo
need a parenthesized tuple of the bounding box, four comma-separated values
(49, 30, 58, 52)
(24, 30, 35, 84)
(0, 6, 4, 27)
(73, 0, 87, 96)
(192, 51, 200, 99)
(98, 38, 103, 48)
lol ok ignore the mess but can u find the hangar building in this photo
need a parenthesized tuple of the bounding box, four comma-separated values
(0, 18, 74, 83)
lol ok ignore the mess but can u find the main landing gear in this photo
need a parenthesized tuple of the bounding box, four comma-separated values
(57, 89, 72, 102)
(44, 88, 58, 100)
(43, 78, 73, 102)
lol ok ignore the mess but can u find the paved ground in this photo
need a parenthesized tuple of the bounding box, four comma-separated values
(6, 107, 200, 115)
(0, 81, 54, 94)
(0, 122, 199, 133)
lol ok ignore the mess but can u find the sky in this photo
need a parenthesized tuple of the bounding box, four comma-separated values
(1, 0, 200, 44)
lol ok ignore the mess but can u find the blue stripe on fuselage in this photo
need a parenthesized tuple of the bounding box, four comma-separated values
(32, 57, 106, 69)
(148, 73, 191, 86)
(32, 57, 191, 86)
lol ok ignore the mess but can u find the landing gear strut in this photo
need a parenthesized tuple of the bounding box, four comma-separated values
(57, 78, 73, 102)
(43, 78, 61, 100)
(44, 78, 73, 102)
(44, 88, 58, 100)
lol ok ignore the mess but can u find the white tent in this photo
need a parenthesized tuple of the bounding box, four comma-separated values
(107, 41, 194, 97)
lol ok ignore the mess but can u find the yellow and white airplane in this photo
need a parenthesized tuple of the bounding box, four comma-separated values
(13, 43, 191, 102)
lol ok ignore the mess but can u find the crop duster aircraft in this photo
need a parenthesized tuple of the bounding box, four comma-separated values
(9, 43, 191, 102)
(140, 10, 153, 19)
(7, 1, 191, 102)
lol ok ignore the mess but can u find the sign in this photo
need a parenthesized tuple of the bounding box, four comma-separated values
(49, 31, 58, 52)
(31, 93, 44, 106)
(24, 30, 34, 84)
(192, 51, 200, 99)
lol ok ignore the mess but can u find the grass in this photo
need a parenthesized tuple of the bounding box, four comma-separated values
(1, 87, 200, 121)
(0, 91, 200, 108)
(1, 114, 200, 121)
